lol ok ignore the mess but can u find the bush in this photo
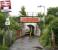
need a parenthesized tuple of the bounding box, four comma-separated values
(5, 30, 16, 47)
(0, 34, 3, 45)
(39, 26, 51, 48)
(0, 46, 8, 50)
(0, 29, 16, 47)
(52, 19, 58, 46)
(0, 29, 5, 45)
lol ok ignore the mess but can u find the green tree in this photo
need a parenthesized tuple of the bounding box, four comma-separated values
(19, 6, 27, 17)
(0, 11, 5, 29)
(39, 14, 58, 48)
(9, 17, 20, 30)
(51, 18, 58, 46)
(47, 7, 58, 17)
(45, 15, 54, 25)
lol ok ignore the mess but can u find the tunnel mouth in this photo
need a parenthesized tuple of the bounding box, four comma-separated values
(24, 25, 35, 36)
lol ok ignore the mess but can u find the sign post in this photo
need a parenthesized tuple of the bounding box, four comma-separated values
(0, 0, 11, 46)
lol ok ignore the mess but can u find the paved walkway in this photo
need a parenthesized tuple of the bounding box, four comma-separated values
(9, 36, 43, 50)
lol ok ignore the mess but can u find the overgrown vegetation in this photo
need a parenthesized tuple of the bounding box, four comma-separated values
(0, 11, 19, 50)
(19, 6, 27, 17)
(39, 8, 58, 48)
(51, 18, 58, 46)
(0, 6, 58, 49)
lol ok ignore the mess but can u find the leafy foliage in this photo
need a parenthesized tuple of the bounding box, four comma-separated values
(47, 7, 58, 17)
(0, 46, 8, 50)
(39, 26, 51, 48)
(45, 15, 54, 24)
(39, 15, 58, 47)
(51, 18, 58, 46)
(9, 17, 20, 30)
(39, 14, 54, 47)
(19, 6, 27, 16)
(0, 11, 5, 29)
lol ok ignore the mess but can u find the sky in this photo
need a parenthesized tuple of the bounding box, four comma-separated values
(0, 0, 58, 16)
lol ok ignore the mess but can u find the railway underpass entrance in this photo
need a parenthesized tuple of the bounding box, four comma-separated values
(17, 17, 41, 38)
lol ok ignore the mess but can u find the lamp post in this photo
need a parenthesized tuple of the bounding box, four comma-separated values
(37, 5, 45, 27)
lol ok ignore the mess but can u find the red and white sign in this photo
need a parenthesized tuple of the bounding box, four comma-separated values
(0, 0, 11, 9)
(20, 17, 41, 23)
(1, 0, 10, 7)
